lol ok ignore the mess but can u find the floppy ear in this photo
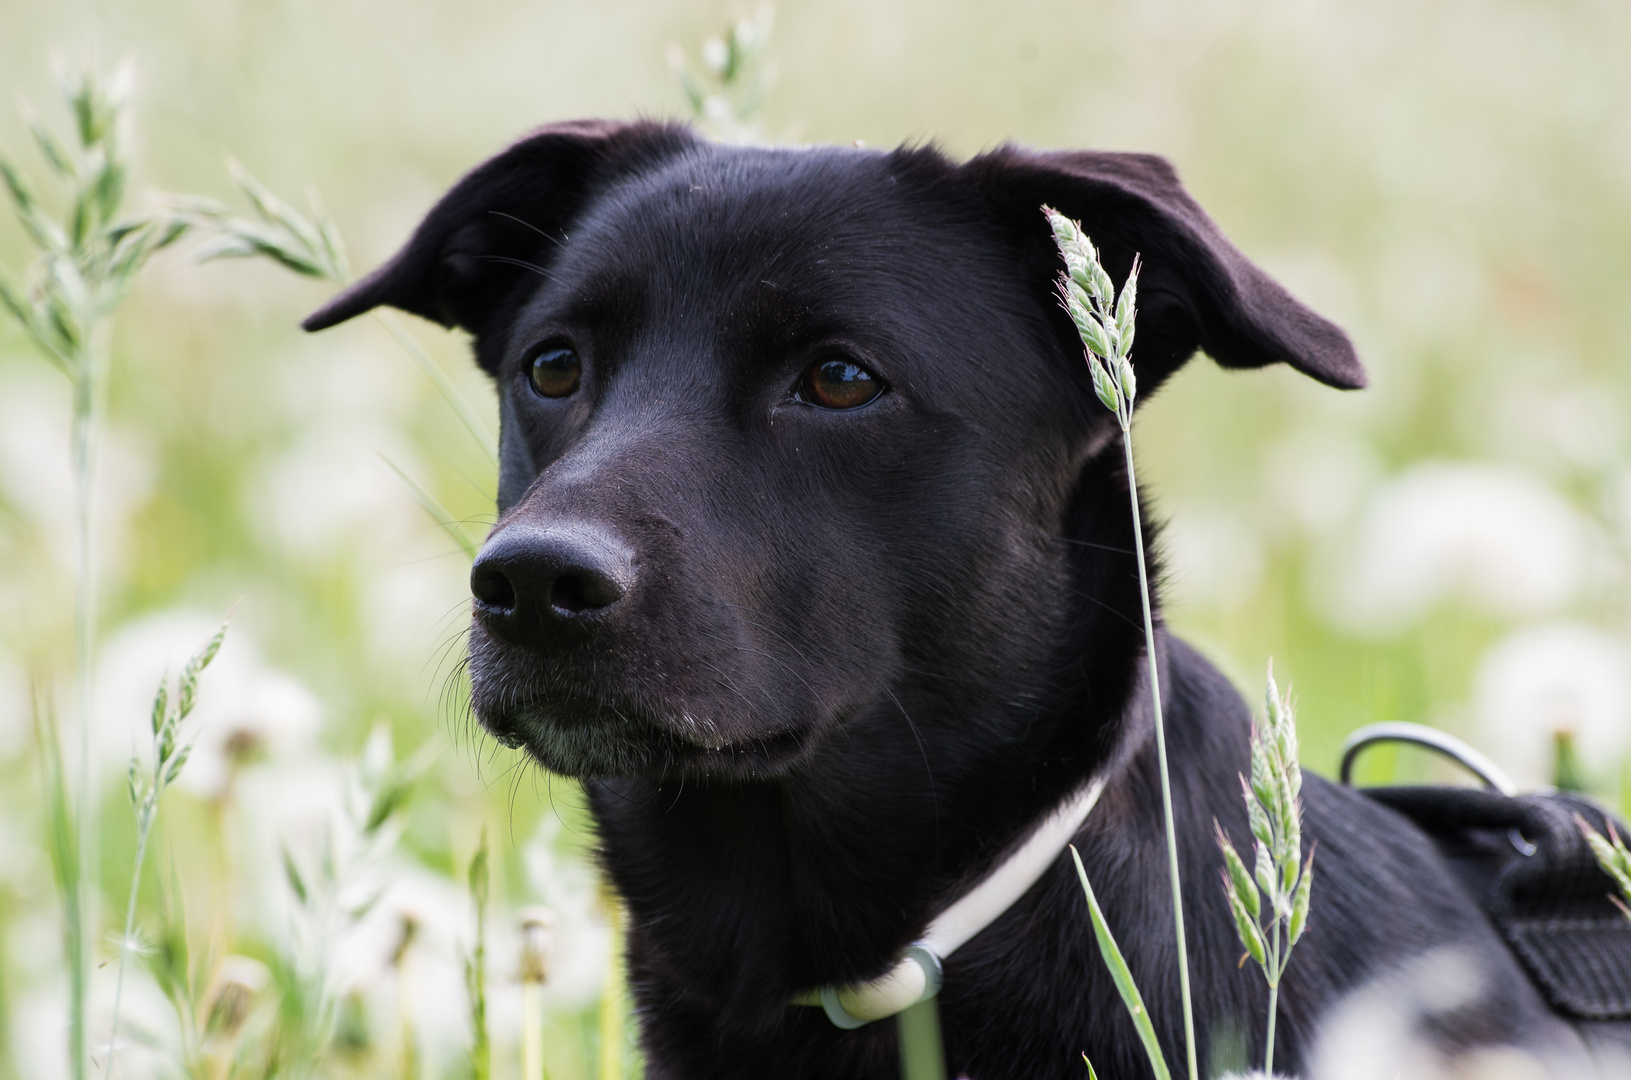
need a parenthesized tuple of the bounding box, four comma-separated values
(302, 119, 696, 367)
(963, 146, 1365, 393)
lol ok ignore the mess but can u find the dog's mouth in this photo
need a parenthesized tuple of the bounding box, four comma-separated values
(464, 575, 835, 779)
(476, 690, 813, 779)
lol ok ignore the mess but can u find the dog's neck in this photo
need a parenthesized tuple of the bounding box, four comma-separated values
(588, 625, 1168, 1034)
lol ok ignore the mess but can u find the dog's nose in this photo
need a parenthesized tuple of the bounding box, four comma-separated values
(471, 523, 634, 645)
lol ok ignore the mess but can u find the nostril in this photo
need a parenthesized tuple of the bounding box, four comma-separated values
(550, 573, 590, 614)
(471, 563, 517, 612)
(549, 567, 624, 615)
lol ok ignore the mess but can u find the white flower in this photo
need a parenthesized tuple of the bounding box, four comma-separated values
(701, 37, 729, 74)
(359, 551, 473, 675)
(244, 419, 426, 559)
(331, 861, 475, 1070)
(1489, 380, 1625, 472)
(1306, 946, 1603, 1077)
(1159, 504, 1264, 609)
(231, 755, 349, 912)
(1264, 430, 1380, 537)
(1473, 622, 1631, 790)
(1323, 463, 1590, 633)
(0, 649, 26, 765)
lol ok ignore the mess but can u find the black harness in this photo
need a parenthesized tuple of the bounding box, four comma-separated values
(1343, 723, 1631, 1055)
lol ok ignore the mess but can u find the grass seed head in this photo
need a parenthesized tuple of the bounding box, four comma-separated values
(1579, 815, 1631, 920)
(1043, 206, 1144, 428)
(1288, 851, 1315, 945)
(1216, 824, 1261, 920)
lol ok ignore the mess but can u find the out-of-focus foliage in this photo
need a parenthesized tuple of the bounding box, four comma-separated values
(1, 2, 1629, 1079)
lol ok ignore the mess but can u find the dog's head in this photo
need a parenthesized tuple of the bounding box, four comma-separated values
(306, 121, 1362, 781)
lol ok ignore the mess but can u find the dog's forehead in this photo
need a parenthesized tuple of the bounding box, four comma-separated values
(554, 145, 975, 304)
(603, 145, 902, 246)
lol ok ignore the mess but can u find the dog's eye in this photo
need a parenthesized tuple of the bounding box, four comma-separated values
(797, 357, 884, 410)
(527, 341, 581, 398)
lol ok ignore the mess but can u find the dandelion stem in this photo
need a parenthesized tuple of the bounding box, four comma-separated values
(1121, 430, 1197, 1080)
(467, 831, 491, 1080)
(521, 980, 544, 1080)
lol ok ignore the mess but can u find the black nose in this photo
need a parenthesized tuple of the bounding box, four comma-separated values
(471, 523, 634, 645)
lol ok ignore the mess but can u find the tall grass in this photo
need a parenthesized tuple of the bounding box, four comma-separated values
(1050, 210, 1319, 1080)
(181, 166, 497, 471)
(1046, 207, 1199, 1080)
(104, 622, 228, 1079)
(179, 166, 492, 558)
(1215, 666, 1315, 1077)
(0, 63, 188, 1080)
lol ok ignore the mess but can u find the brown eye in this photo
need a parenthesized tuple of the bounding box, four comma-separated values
(798, 357, 884, 410)
(527, 342, 581, 398)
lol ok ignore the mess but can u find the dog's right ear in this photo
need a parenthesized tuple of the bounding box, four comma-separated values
(961, 145, 1366, 396)
(302, 119, 695, 361)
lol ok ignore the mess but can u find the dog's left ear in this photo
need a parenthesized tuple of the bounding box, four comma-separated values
(301, 119, 696, 366)
(964, 145, 1366, 392)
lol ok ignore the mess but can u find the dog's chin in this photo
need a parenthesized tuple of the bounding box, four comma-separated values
(476, 700, 813, 781)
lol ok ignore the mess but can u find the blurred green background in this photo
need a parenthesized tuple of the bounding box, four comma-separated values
(2, 1, 1629, 1078)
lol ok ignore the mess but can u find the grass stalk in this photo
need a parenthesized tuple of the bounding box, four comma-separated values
(32, 687, 86, 1080)
(377, 454, 479, 560)
(70, 325, 106, 1080)
(1265, 957, 1279, 1075)
(1046, 206, 1197, 1080)
(374, 311, 497, 467)
(1, 64, 189, 1080)
(104, 622, 227, 1080)
(104, 802, 153, 1076)
(1216, 664, 1315, 1076)
(1120, 426, 1198, 1080)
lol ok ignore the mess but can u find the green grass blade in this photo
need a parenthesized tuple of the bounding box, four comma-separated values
(32, 687, 87, 1080)
(1070, 846, 1173, 1080)
(377, 455, 479, 560)
(897, 998, 946, 1080)
(373, 312, 498, 466)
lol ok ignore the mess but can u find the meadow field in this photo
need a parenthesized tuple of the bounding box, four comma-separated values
(2, 2, 1628, 1078)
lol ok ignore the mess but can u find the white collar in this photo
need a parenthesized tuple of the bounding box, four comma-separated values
(796, 775, 1107, 1028)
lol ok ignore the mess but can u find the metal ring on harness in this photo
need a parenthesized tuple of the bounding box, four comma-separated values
(1339, 721, 1517, 797)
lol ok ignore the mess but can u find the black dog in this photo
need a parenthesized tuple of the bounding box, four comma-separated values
(305, 122, 1596, 1077)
